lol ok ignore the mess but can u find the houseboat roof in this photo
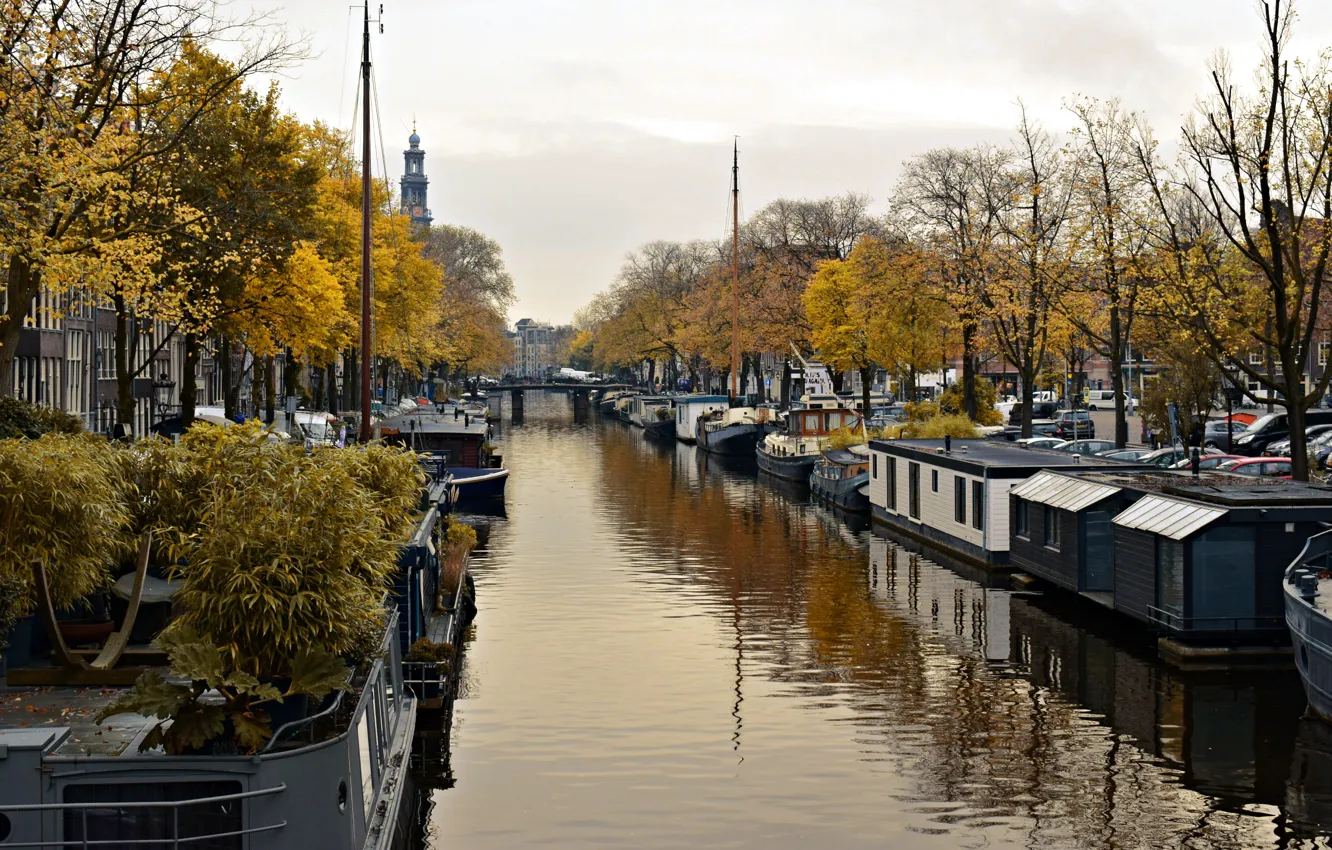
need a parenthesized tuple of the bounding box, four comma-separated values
(0, 686, 150, 757)
(1010, 470, 1121, 512)
(1112, 495, 1227, 540)
(379, 411, 487, 434)
(823, 449, 868, 466)
(867, 438, 1131, 477)
(1044, 469, 1332, 506)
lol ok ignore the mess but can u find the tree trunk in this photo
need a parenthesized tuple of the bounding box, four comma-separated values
(1019, 365, 1036, 439)
(113, 295, 136, 430)
(860, 365, 872, 419)
(961, 323, 978, 420)
(221, 334, 236, 420)
(0, 256, 36, 398)
(328, 360, 340, 414)
(181, 333, 199, 430)
(283, 348, 301, 407)
(1109, 357, 1127, 448)
(1289, 372, 1310, 481)
(250, 351, 263, 420)
(264, 355, 276, 424)
(343, 348, 357, 413)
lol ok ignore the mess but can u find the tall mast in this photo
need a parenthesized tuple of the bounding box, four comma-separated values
(358, 3, 373, 442)
(730, 139, 740, 401)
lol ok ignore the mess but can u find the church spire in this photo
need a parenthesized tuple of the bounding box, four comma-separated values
(400, 124, 431, 228)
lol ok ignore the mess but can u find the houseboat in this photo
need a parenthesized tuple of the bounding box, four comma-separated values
(1011, 469, 1332, 662)
(866, 438, 1131, 567)
(377, 409, 508, 500)
(599, 390, 634, 417)
(614, 394, 639, 424)
(627, 395, 671, 428)
(0, 612, 416, 850)
(810, 446, 871, 512)
(643, 400, 677, 441)
(794, 392, 893, 412)
(1288, 529, 1332, 722)
(756, 407, 862, 481)
(673, 394, 730, 443)
(697, 407, 776, 457)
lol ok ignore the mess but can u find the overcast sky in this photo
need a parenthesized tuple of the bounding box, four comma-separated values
(256, 0, 1332, 325)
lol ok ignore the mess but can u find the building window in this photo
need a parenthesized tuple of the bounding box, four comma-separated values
(971, 481, 984, 530)
(872, 454, 877, 479)
(1016, 500, 1029, 538)
(1044, 506, 1060, 548)
(1157, 537, 1185, 619)
(931, 469, 938, 493)
(887, 458, 897, 511)
(1321, 341, 1330, 367)
(908, 462, 920, 519)
(1249, 351, 1261, 365)
(954, 476, 966, 523)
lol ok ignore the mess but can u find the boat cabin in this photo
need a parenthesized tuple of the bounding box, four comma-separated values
(377, 411, 492, 469)
(813, 448, 870, 481)
(674, 395, 730, 441)
(866, 439, 1135, 566)
(786, 407, 862, 437)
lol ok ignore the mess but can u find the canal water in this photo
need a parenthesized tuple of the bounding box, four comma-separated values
(416, 392, 1332, 849)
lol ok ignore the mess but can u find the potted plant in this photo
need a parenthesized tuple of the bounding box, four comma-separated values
(439, 517, 477, 611)
(0, 433, 132, 666)
(97, 626, 351, 754)
(403, 638, 453, 700)
(97, 423, 422, 752)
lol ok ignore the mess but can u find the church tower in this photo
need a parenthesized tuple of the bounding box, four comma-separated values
(400, 124, 432, 228)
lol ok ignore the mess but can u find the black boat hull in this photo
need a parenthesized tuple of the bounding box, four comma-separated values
(696, 422, 761, 456)
(643, 417, 676, 441)
(756, 446, 817, 481)
(811, 471, 869, 512)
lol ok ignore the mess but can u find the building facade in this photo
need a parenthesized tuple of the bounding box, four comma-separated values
(510, 319, 555, 379)
(400, 126, 432, 229)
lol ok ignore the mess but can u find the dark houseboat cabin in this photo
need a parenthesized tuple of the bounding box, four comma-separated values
(1009, 470, 1332, 650)
(866, 439, 1132, 566)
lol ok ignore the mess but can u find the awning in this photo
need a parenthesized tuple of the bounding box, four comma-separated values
(1112, 494, 1226, 540)
(1009, 471, 1120, 513)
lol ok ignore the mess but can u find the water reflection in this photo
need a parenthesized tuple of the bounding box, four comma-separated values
(419, 392, 1329, 849)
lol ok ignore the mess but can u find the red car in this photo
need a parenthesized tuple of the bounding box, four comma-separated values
(1215, 457, 1293, 479)
(1167, 454, 1244, 471)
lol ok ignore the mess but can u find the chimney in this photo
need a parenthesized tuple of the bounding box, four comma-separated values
(944, 435, 952, 453)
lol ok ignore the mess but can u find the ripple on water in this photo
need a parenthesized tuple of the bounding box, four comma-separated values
(420, 394, 1321, 850)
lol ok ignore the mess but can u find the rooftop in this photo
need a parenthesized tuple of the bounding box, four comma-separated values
(1048, 469, 1332, 507)
(0, 684, 154, 757)
(868, 438, 1131, 470)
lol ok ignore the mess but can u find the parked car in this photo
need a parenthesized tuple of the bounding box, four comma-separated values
(1053, 439, 1116, 455)
(1137, 446, 1223, 468)
(1203, 417, 1252, 450)
(1215, 457, 1293, 479)
(1008, 401, 1060, 425)
(1166, 453, 1244, 471)
(1096, 448, 1151, 462)
(1015, 437, 1066, 449)
(1230, 409, 1332, 456)
(1264, 424, 1332, 457)
(1084, 389, 1132, 411)
(1051, 410, 1095, 440)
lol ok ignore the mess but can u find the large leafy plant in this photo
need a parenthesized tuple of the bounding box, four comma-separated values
(97, 627, 351, 754)
(0, 433, 132, 613)
(168, 422, 421, 676)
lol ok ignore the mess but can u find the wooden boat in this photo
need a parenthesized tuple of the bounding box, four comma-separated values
(756, 407, 861, 481)
(673, 394, 729, 443)
(810, 446, 871, 512)
(378, 409, 508, 500)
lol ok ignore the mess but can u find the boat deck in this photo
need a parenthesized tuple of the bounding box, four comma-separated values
(0, 683, 151, 756)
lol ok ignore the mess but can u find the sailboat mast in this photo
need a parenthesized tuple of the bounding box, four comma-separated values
(730, 140, 740, 401)
(359, 3, 373, 442)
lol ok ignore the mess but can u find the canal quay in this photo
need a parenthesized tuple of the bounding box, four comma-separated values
(412, 391, 1331, 850)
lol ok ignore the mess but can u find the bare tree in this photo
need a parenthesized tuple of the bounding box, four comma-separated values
(1133, 0, 1332, 479)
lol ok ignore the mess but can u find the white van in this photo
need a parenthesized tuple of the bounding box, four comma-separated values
(1085, 389, 1131, 410)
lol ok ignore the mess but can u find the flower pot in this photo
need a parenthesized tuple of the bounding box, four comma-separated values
(57, 618, 114, 648)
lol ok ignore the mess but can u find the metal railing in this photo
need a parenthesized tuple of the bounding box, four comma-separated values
(0, 784, 287, 849)
(1146, 605, 1286, 633)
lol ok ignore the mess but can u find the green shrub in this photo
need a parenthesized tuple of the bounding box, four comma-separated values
(901, 414, 980, 439)
(0, 397, 84, 440)
(0, 433, 131, 613)
(405, 638, 454, 663)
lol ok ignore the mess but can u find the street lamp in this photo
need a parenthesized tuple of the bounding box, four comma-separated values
(152, 371, 175, 426)
(1221, 370, 1245, 453)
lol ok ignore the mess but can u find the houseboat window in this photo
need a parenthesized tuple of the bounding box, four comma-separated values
(1043, 506, 1060, 548)
(954, 476, 966, 523)
(1157, 538, 1185, 619)
(805, 413, 819, 431)
(872, 454, 878, 479)
(971, 481, 984, 530)
(931, 470, 938, 492)
(887, 458, 897, 511)
(64, 781, 243, 850)
(1015, 501, 1028, 538)
(908, 463, 920, 518)
(1191, 526, 1255, 627)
